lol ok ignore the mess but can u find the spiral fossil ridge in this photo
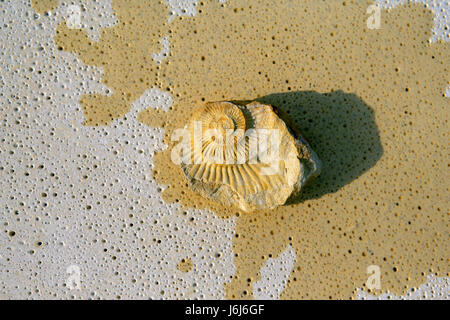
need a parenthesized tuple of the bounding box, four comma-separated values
(177, 100, 321, 212)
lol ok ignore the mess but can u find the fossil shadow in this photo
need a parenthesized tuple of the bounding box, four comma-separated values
(255, 90, 383, 203)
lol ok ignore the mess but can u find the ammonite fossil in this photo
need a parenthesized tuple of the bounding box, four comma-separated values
(176, 100, 321, 212)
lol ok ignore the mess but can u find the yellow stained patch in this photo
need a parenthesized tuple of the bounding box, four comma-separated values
(54, 0, 169, 125)
(31, 0, 59, 14)
(56, 0, 449, 300)
(177, 258, 194, 273)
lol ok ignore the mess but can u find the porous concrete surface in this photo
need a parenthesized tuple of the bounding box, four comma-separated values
(0, 0, 448, 299)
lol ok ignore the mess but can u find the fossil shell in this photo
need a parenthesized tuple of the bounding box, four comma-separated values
(179, 101, 321, 212)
